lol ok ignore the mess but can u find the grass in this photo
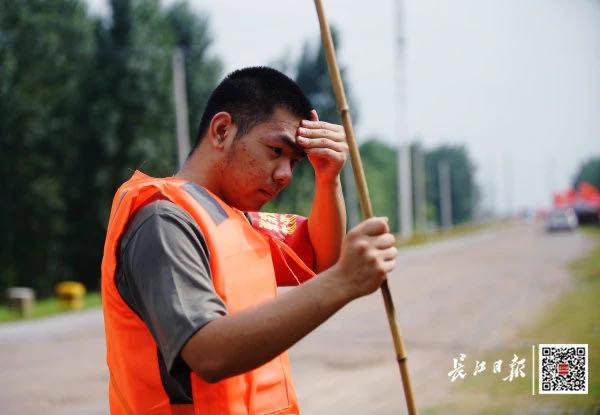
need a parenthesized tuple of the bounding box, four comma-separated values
(424, 226, 600, 414)
(396, 219, 509, 248)
(0, 292, 101, 323)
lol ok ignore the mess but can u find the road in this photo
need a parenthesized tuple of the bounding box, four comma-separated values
(0, 222, 590, 414)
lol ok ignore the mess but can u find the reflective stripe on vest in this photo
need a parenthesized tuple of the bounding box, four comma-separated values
(101, 171, 311, 414)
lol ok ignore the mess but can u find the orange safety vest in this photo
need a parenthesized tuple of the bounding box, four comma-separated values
(101, 171, 316, 414)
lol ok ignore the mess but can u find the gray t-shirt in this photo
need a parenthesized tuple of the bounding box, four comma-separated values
(115, 199, 227, 404)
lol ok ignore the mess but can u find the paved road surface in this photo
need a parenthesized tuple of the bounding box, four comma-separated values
(0, 222, 590, 414)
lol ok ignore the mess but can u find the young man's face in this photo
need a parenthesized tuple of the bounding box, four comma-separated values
(219, 107, 306, 211)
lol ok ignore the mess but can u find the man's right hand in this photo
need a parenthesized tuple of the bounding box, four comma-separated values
(330, 217, 397, 300)
(182, 217, 397, 383)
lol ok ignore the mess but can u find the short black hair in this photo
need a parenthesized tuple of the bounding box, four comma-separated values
(192, 66, 312, 151)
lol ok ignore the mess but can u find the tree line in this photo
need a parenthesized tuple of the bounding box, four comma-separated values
(574, 157, 600, 189)
(0, 0, 478, 296)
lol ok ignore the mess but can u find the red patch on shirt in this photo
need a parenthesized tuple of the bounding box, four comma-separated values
(246, 212, 315, 286)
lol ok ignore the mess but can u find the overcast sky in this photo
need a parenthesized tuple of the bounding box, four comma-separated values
(89, 0, 600, 213)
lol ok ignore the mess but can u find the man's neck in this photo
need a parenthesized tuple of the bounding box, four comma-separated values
(176, 153, 224, 201)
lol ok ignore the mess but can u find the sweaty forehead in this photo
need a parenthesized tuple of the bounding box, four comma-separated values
(262, 121, 297, 139)
(259, 109, 304, 151)
(268, 107, 302, 130)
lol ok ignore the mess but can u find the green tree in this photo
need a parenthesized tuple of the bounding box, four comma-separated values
(424, 145, 477, 226)
(62, 0, 178, 291)
(573, 156, 600, 189)
(359, 139, 398, 232)
(0, 0, 94, 295)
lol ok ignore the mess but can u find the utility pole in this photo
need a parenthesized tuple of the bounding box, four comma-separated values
(489, 156, 497, 217)
(504, 155, 513, 217)
(438, 160, 452, 229)
(172, 48, 191, 169)
(343, 163, 360, 229)
(395, 0, 413, 239)
(547, 158, 557, 209)
(413, 143, 427, 232)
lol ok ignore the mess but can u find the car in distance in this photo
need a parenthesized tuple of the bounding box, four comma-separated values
(546, 208, 578, 232)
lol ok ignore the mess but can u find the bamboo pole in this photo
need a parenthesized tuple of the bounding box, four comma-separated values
(313, 1, 417, 413)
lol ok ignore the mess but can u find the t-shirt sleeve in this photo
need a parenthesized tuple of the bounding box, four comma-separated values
(245, 212, 315, 270)
(118, 201, 227, 373)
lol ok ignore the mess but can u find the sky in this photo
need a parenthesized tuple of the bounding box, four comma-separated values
(88, 0, 600, 213)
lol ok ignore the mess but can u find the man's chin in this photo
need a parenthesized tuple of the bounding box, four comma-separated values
(223, 189, 273, 212)
(251, 198, 269, 211)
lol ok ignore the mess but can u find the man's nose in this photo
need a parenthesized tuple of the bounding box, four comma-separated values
(273, 160, 293, 187)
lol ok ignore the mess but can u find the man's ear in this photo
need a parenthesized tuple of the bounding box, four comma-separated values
(208, 112, 236, 150)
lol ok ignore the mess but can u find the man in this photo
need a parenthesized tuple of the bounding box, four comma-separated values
(101, 67, 397, 414)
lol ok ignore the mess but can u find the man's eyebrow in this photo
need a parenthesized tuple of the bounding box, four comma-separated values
(274, 134, 306, 157)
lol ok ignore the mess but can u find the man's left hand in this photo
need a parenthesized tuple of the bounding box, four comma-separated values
(296, 110, 348, 184)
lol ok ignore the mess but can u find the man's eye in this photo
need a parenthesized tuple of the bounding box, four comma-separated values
(269, 146, 282, 156)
